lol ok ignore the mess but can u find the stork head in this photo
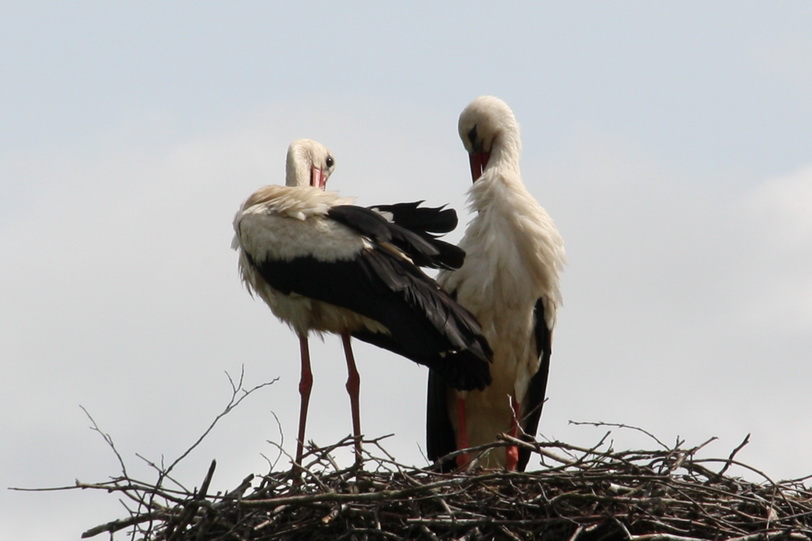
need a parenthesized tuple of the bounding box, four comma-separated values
(458, 96, 521, 182)
(285, 138, 336, 189)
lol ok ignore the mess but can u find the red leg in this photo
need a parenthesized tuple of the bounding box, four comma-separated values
(341, 333, 362, 465)
(455, 397, 471, 469)
(505, 395, 520, 471)
(295, 335, 313, 469)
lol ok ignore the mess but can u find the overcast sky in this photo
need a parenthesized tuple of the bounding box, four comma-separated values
(3, 2, 812, 539)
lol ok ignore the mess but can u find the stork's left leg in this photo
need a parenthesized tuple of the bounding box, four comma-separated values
(295, 335, 313, 470)
(341, 332, 362, 465)
(505, 396, 521, 471)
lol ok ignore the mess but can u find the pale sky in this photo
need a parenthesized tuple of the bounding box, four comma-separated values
(2, 2, 812, 539)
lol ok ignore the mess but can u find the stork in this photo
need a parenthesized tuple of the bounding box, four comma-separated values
(426, 97, 565, 472)
(232, 139, 492, 468)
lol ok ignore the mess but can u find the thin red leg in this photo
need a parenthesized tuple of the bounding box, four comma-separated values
(341, 333, 362, 465)
(455, 397, 471, 469)
(505, 395, 521, 471)
(295, 335, 313, 469)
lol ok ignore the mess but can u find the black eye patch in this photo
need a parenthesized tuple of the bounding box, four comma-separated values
(467, 125, 482, 152)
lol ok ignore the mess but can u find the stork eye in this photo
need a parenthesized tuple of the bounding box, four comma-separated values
(326, 156, 334, 167)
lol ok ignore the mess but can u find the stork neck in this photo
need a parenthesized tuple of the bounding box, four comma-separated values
(285, 146, 313, 187)
(486, 129, 521, 173)
(285, 165, 309, 187)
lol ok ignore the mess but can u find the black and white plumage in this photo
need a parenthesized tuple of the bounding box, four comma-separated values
(232, 138, 492, 466)
(427, 97, 565, 472)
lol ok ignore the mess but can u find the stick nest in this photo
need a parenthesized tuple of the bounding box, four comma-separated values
(22, 375, 811, 541)
(72, 429, 811, 541)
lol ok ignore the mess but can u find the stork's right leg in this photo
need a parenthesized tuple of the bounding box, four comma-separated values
(295, 335, 313, 469)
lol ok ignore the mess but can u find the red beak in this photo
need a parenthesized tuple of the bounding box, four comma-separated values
(310, 166, 327, 190)
(468, 152, 490, 183)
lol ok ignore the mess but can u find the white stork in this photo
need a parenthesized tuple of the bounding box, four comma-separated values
(232, 138, 492, 467)
(426, 97, 565, 471)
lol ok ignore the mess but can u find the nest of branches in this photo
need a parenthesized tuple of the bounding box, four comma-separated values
(21, 374, 812, 541)
(73, 431, 812, 540)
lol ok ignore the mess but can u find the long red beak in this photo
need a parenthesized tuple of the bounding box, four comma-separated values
(468, 152, 490, 183)
(310, 166, 327, 190)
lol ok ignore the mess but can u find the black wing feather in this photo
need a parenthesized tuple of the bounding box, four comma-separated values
(374, 202, 465, 269)
(426, 369, 457, 472)
(328, 204, 463, 270)
(368, 202, 466, 269)
(326, 205, 395, 243)
(516, 298, 552, 472)
(249, 248, 491, 391)
(370, 201, 458, 233)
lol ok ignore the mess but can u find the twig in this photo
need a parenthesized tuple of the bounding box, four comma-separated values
(79, 405, 129, 479)
(716, 433, 751, 479)
(569, 420, 672, 450)
(165, 368, 278, 476)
